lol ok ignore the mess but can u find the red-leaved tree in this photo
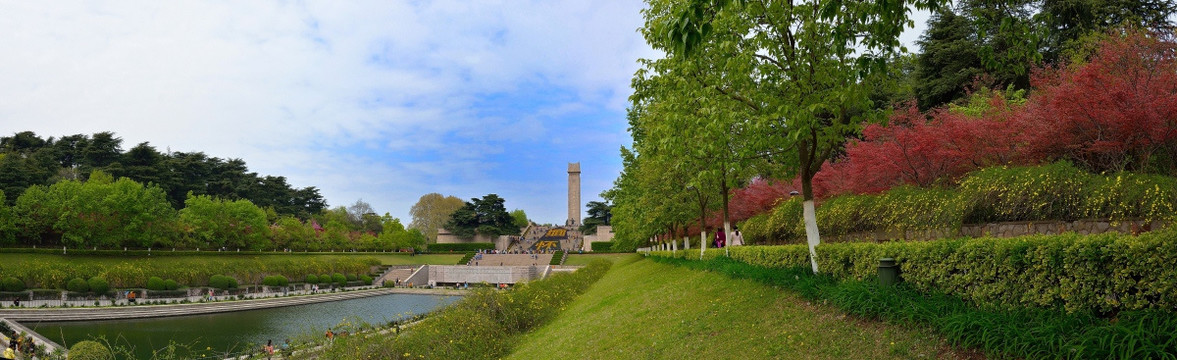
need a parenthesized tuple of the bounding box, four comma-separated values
(1025, 30, 1177, 174)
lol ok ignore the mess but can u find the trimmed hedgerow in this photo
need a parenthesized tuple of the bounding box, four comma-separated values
(590, 242, 615, 252)
(458, 252, 476, 264)
(428, 243, 495, 252)
(650, 227, 1177, 314)
(741, 162, 1177, 244)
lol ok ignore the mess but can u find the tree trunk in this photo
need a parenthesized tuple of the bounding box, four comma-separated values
(721, 177, 731, 257)
(799, 139, 821, 274)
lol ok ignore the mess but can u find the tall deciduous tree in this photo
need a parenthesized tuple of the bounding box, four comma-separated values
(655, 0, 934, 272)
(409, 193, 465, 242)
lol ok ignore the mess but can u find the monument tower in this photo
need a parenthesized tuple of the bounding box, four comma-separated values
(568, 162, 581, 227)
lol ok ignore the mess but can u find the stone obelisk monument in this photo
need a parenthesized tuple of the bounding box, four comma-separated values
(568, 162, 581, 227)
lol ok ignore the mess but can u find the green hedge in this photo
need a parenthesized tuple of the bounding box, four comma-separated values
(305, 274, 318, 284)
(0, 255, 379, 289)
(263, 275, 289, 287)
(649, 228, 1177, 314)
(146, 276, 166, 290)
(67, 277, 89, 293)
(428, 243, 495, 252)
(590, 242, 614, 252)
(458, 252, 476, 265)
(87, 277, 109, 294)
(742, 162, 1177, 244)
(208, 275, 238, 290)
(1, 276, 24, 292)
(550, 250, 565, 265)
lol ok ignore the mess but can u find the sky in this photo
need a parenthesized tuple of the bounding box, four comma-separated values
(0, 1, 928, 225)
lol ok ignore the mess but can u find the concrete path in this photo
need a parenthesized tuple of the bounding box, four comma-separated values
(0, 287, 464, 322)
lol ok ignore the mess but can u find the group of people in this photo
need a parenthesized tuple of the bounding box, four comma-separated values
(712, 226, 745, 248)
(2, 333, 36, 360)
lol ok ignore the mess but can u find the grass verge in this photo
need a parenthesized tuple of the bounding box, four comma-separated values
(650, 255, 1177, 359)
(508, 255, 962, 359)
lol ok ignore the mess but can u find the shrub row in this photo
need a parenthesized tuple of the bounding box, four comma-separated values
(458, 252, 476, 265)
(650, 255, 1177, 359)
(427, 243, 495, 252)
(650, 228, 1177, 314)
(742, 162, 1177, 244)
(590, 242, 614, 252)
(0, 255, 379, 289)
(314, 260, 613, 359)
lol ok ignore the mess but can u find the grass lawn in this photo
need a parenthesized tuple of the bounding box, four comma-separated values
(562, 253, 634, 266)
(508, 255, 969, 360)
(365, 253, 463, 265)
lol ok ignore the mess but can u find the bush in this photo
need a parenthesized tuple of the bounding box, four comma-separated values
(360, 275, 373, 285)
(305, 274, 318, 284)
(68, 340, 113, 360)
(262, 275, 289, 287)
(87, 277, 109, 294)
(146, 276, 166, 291)
(331, 273, 346, 287)
(318, 274, 331, 284)
(208, 275, 238, 290)
(66, 277, 90, 293)
(650, 227, 1177, 314)
(590, 242, 614, 252)
(346, 273, 358, 281)
(0, 277, 24, 292)
(428, 243, 495, 252)
(163, 279, 179, 290)
(742, 162, 1177, 244)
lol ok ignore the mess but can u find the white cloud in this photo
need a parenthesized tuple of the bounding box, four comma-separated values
(0, 1, 656, 223)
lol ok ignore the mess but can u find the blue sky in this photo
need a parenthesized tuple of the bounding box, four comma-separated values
(0, 1, 927, 225)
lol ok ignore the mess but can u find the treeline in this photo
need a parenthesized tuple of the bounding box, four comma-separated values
(0, 171, 425, 250)
(0, 131, 326, 218)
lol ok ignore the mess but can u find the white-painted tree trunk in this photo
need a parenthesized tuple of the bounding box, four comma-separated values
(700, 230, 707, 259)
(723, 221, 731, 257)
(683, 236, 689, 250)
(672, 238, 678, 253)
(803, 200, 821, 273)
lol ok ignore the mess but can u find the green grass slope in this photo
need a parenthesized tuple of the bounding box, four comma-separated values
(508, 255, 966, 359)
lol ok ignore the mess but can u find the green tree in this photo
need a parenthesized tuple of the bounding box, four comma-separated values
(180, 194, 271, 250)
(444, 194, 520, 238)
(656, 0, 933, 272)
(409, 193, 465, 242)
(509, 209, 529, 229)
(0, 190, 14, 245)
(915, 9, 986, 109)
(579, 201, 612, 235)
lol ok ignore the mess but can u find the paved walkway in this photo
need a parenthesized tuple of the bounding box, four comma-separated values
(0, 287, 464, 322)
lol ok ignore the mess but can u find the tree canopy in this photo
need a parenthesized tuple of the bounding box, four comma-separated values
(444, 194, 521, 238)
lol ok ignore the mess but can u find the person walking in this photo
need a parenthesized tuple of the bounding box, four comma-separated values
(713, 227, 726, 248)
(264, 339, 275, 359)
(730, 226, 744, 247)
